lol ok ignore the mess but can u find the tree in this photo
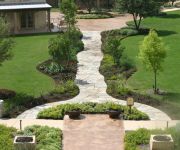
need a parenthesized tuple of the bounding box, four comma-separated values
(138, 29, 167, 94)
(115, 0, 167, 30)
(170, 0, 176, 6)
(0, 17, 14, 66)
(79, 0, 95, 14)
(60, 0, 77, 31)
(105, 38, 124, 66)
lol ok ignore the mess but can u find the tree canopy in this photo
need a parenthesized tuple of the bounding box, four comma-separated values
(139, 29, 167, 93)
(0, 17, 14, 66)
(116, 0, 167, 30)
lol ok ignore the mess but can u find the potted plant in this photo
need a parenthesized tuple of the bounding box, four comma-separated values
(107, 103, 122, 119)
(66, 105, 81, 119)
(14, 135, 36, 150)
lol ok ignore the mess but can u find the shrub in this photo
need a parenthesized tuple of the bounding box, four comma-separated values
(50, 80, 79, 96)
(3, 93, 36, 117)
(77, 13, 112, 19)
(125, 124, 180, 150)
(37, 102, 149, 120)
(120, 55, 135, 71)
(0, 89, 16, 99)
(120, 27, 138, 36)
(0, 125, 16, 150)
(40, 62, 64, 75)
(49, 33, 77, 67)
(104, 37, 124, 66)
(22, 125, 62, 150)
(125, 128, 150, 150)
(107, 80, 131, 96)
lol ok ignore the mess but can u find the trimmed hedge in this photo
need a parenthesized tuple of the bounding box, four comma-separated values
(37, 102, 149, 120)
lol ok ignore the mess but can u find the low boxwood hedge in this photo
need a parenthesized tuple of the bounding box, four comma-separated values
(37, 102, 149, 120)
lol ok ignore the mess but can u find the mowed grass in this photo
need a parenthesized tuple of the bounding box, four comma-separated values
(0, 34, 56, 97)
(121, 11, 180, 119)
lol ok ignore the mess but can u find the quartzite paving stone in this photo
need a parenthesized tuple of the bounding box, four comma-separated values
(16, 31, 171, 121)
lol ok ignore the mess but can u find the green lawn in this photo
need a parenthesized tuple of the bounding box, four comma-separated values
(121, 11, 180, 118)
(0, 34, 56, 97)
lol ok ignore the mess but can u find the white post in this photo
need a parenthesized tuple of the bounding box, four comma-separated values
(0, 100, 4, 118)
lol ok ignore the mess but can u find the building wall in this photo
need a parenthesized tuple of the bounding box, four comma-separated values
(34, 11, 47, 30)
(5, 10, 48, 34)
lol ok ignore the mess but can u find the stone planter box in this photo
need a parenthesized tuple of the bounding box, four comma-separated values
(14, 136, 36, 150)
(150, 134, 174, 150)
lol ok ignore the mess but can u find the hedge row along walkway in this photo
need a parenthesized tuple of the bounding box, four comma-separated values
(63, 115, 124, 150)
(17, 31, 171, 121)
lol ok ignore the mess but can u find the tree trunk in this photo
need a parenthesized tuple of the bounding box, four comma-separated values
(154, 70, 157, 94)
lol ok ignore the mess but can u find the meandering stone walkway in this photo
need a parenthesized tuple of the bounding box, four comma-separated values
(17, 31, 171, 121)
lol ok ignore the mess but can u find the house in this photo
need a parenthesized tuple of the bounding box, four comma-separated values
(0, 0, 52, 34)
(46, 0, 59, 8)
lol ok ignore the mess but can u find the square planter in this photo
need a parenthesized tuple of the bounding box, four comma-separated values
(150, 134, 174, 150)
(14, 136, 36, 150)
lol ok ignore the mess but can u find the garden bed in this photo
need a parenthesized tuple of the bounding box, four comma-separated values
(0, 125, 62, 150)
(100, 12, 180, 119)
(125, 124, 180, 150)
(37, 102, 149, 120)
(77, 13, 113, 19)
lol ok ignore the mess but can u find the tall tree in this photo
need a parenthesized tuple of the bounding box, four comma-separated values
(115, 0, 167, 30)
(61, 0, 77, 31)
(0, 17, 14, 65)
(138, 29, 167, 94)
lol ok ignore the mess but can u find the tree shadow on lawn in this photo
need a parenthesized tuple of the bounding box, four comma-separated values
(157, 13, 180, 19)
(156, 30, 177, 36)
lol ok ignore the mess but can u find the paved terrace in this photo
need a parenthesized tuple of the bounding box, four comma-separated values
(17, 31, 171, 121)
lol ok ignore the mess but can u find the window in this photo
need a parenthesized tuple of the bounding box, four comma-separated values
(21, 12, 34, 28)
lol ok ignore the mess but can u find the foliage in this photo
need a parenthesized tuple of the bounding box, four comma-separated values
(3, 93, 38, 117)
(22, 125, 62, 150)
(79, 0, 95, 14)
(40, 61, 64, 75)
(105, 38, 124, 66)
(49, 33, 77, 67)
(0, 17, 14, 66)
(107, 79, 131, 96)
(0, 125, 16, 150)
(60, 0, 77, 30)
(50, 80, 79, 96)
(115, 0, 167, 30)
(77, 13, 112, 19)
(139, 29, 167, 93)
(37, 102, 149, 120)
(119, 27, 138, 36)
(68, 28, 84, 53)
(125, 124, 180, 150)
